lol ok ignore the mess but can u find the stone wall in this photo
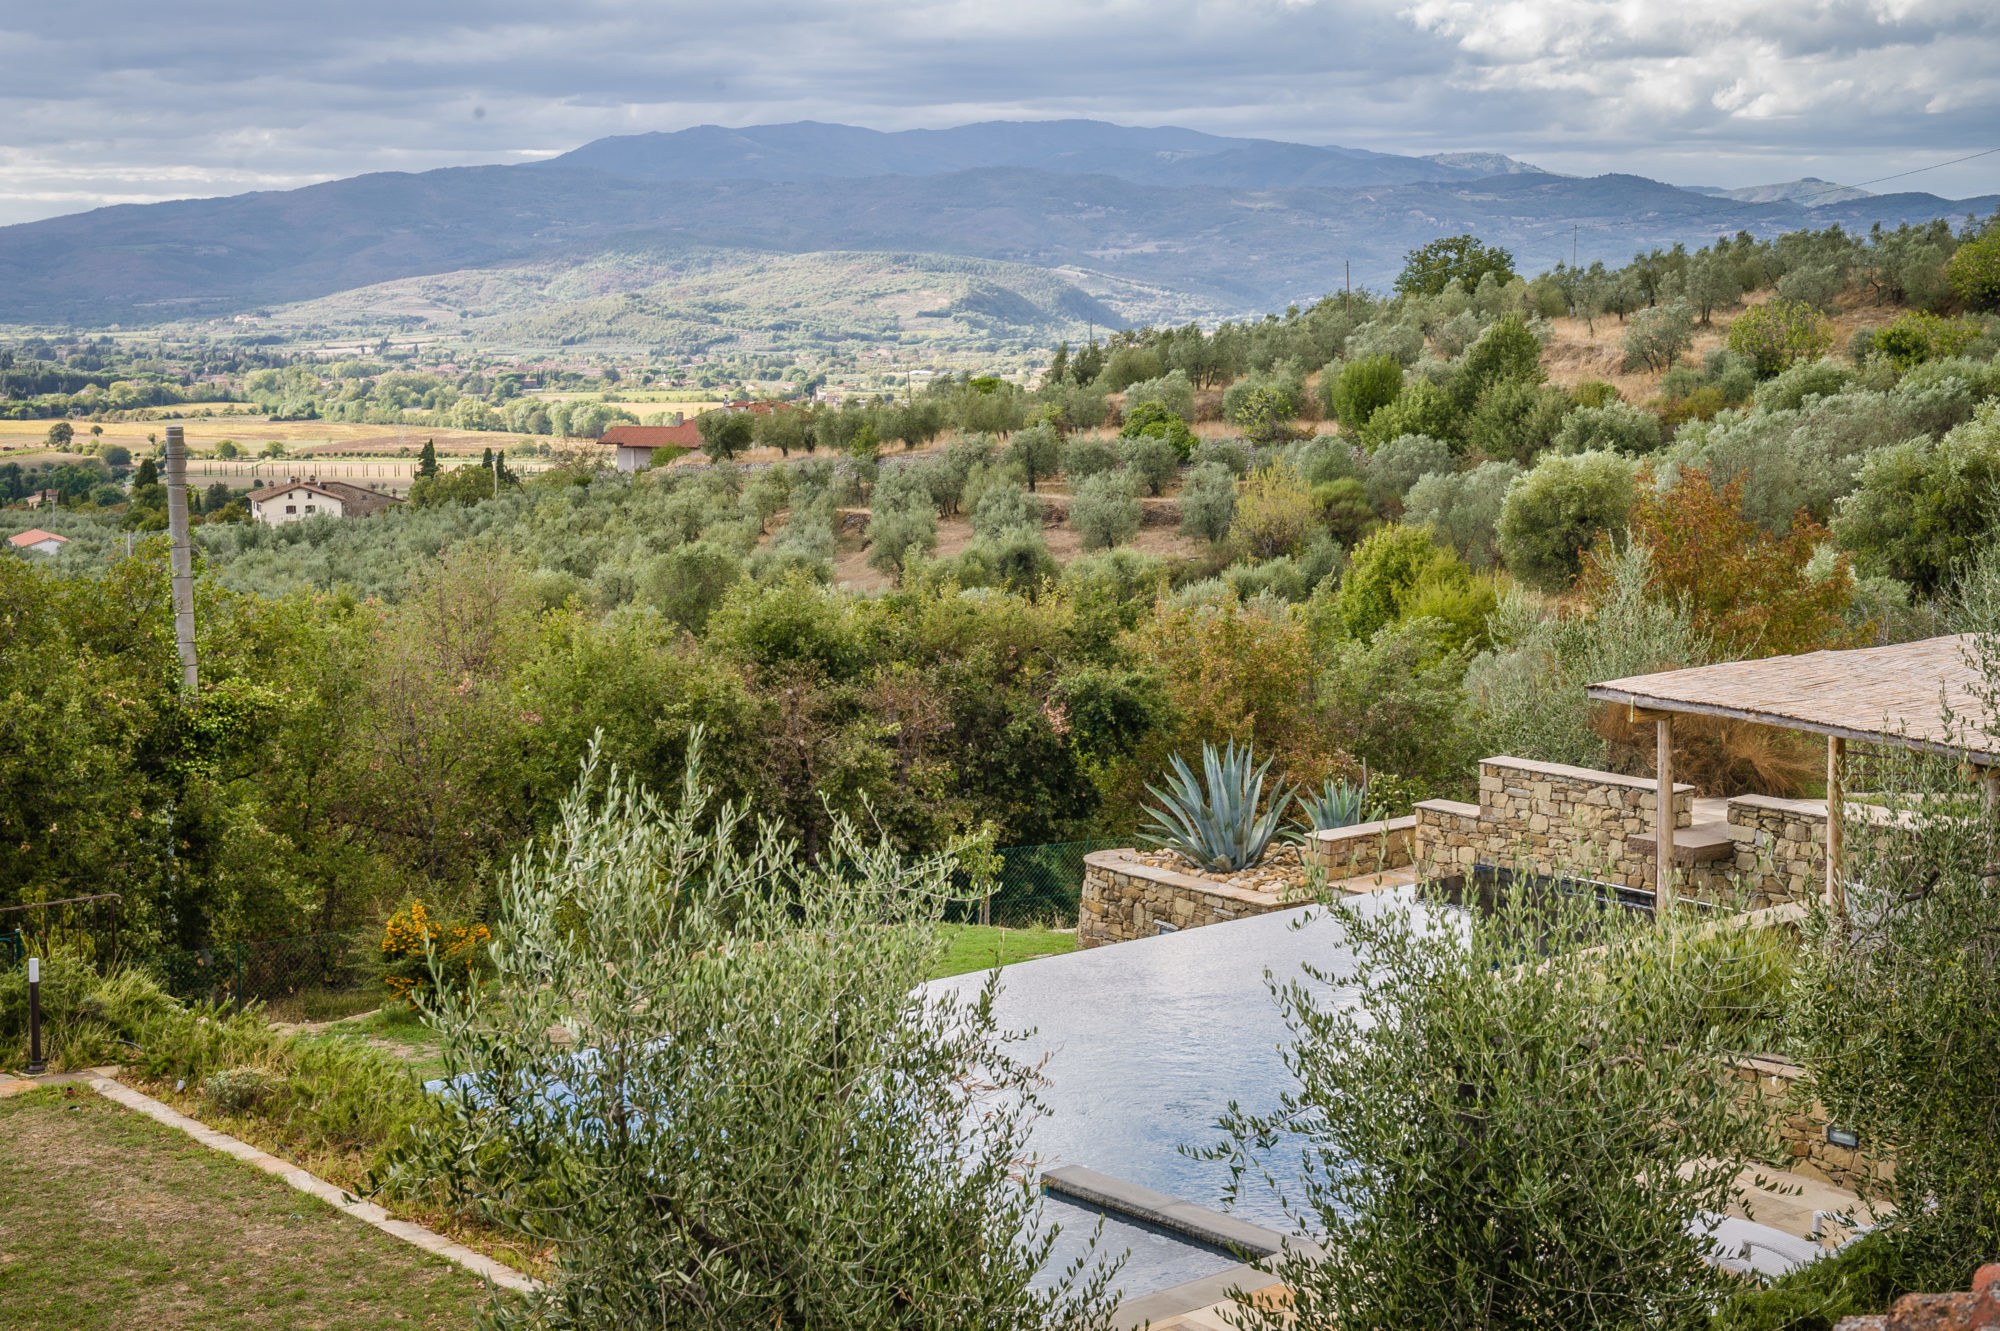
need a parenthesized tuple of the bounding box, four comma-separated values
(1078, 850, 1298, 948)
(1727, 1054, 1893, 1192)
(1413, 757, 1696, 889)
(1302, 816, 1417, 880)
(1726, 796, 1827, 906)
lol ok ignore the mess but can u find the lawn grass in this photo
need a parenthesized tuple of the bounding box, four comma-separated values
(930, 924, 1079, 979)
(0, 1086, 501, 1330)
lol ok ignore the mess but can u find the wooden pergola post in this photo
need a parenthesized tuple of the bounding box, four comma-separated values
(1826, 736, 1845, 920)
(1656, 714, 1674, 925)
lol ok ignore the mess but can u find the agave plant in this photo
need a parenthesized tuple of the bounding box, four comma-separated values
(1296, 776, 1373, 832)
(1141, 740, 1296, 872)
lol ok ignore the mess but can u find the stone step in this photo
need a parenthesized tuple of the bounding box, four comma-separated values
(1626, 823, 1737, 862)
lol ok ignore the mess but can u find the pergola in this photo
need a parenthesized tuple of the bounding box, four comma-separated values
(1587, 635, 1999, 918)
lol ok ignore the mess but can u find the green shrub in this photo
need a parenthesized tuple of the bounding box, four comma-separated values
(1496, 449, 1638, 591)
(1831, 406, 2000, 596)
(1462, 380, 1574, 463)
(1729, 299, 1836, 377)
(1359, 378, 1459, 449)
(1323, 355, 1404, 429)
(1178, 461, 1237, 543)
(1201, 887, 1762, 1331)
(1450, 314, 1546, 413)
(1404, 460, 1518, 570)
(392, 742, 1114, 1329)
(1362, 433, 1454, 515)
(1117, 432, 1180, 496)
(640, 540, 743, 633)
(1330, 523, 1472, 643)
(1120, 369, 1196, 421)
(1097, 345, 1164, 392)
(1059, 435, 1117, 481)
(203, 1066, 277, 1113)
(1944, 223, 2000, 311)
(1872, 310, 1983, 371)
(1119, 401, 1198, 461)
(1552, 401, 1662, 455)
(1756, 358, 1854, 413)
(1069, 472, 1142, 551)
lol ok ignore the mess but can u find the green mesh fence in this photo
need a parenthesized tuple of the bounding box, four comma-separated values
(133, 931, 375, 1022)
(949, 838, 1130, 929)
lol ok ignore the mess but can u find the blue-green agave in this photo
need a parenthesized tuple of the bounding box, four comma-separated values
(1141, 740, 1296, 872)
(1296, 777, 1373, 832)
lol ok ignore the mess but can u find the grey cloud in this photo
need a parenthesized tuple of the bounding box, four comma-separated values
(0, 0, 1994, 225)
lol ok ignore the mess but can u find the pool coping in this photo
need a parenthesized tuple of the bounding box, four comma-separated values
(1043, 1164, 1320, 1328)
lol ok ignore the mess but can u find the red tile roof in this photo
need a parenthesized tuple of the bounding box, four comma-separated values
(601, 423, 701, 450)
(8, 528, 67, 549)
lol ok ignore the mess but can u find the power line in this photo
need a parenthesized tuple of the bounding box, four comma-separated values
(1796, 146, 2000, 205)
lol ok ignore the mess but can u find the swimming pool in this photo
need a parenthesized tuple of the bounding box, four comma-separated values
(927, 892, 1400, 1297)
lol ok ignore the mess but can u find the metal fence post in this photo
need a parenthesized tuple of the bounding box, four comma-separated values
(235, 942, 247, 1013)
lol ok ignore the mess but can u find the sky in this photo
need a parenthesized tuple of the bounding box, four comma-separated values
(2, 0, 1996, 227)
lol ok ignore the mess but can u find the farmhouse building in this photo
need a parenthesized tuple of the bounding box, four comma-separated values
(7, 528, 69, 555)
(602, 419, 699, 472)
(247, 476, 404, 527)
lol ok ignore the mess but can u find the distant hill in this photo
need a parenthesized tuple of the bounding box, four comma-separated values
(0, 119, 1992, 338)
(1686, 177, 1876, 205)
(260, 244, 1136, 354)
(545, 119, 1546, 190)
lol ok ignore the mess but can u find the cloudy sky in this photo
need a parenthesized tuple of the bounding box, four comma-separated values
(3, 0, 1995, 226)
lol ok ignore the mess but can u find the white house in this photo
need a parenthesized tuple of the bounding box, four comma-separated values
(7, 528, 69, 556)
(247, 476, 403, 527)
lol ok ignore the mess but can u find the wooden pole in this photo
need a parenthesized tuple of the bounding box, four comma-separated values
(1826, 736, 1846, 920)
(1656, 715, 1674, 924)
(163, 426, 199, 696)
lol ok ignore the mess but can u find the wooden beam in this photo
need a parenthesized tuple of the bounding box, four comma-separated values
(1657, 715, 1674, 926)
(1826, 735, 1846, 922)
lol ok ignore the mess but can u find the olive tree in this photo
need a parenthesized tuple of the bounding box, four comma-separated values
(1202, 887, 1766, 1331)
(1178, 462, 1237, 544)
(398, 740, 1118, 1331)
(1069, 471, 1142, 551)
(1622, 300, 1696, 372)
(1497, 449, 1638, 591)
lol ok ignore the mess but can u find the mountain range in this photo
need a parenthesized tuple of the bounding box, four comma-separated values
(0, 120, 1991, 345)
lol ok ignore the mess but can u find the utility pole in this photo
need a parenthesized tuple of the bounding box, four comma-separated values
(163, 426, 198, 696)
(1573, 224, 1579, 269)
(1345, 260, 1351, 308)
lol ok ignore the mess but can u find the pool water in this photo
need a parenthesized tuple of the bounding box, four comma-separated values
(927, 894, 1401, 1297)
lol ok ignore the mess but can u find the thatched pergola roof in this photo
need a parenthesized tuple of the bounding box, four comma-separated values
(1587, 635, 2000, 766)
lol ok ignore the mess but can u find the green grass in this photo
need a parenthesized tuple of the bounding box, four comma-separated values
(930, 924, 1079, 979)
(0, 1086, 500, 1329)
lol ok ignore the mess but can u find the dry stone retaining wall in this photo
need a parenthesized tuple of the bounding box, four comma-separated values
(1727, 1055, 1892, 1192)
(1078, 850, 1296, 948)
(1414, 757, 1694, 889)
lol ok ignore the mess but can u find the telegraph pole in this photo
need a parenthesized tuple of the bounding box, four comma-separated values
(163, 426, 198, 696)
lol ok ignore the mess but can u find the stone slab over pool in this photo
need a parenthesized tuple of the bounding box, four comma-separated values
(927, 894, 1394, 1298)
